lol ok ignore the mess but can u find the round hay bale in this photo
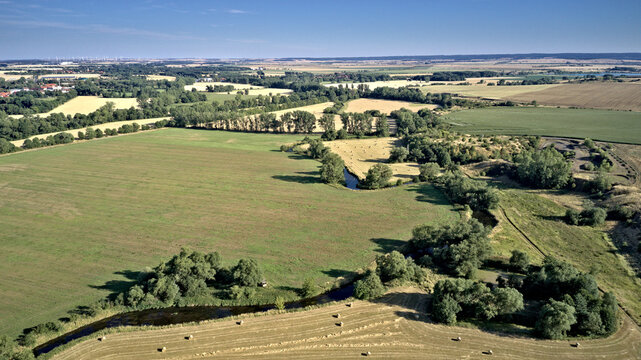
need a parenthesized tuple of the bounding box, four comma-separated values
(457, 336, 461, 341)
(488, 349, 493, 355)
(238, 320, 244, 325)
(98, 336, 106, 341)
(188, 334, 193, 340)
(339, 321, 344, 327)
(161, 346, 167, 353)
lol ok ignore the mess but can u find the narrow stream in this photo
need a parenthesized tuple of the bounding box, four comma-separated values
(33, 285, 354, 357)
(343, 167, 360, 190)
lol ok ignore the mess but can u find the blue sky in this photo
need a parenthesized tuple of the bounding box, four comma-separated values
(1, 0, 640, 59)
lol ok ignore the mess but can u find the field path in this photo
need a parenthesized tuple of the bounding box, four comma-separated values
(52, 287, 641, 359)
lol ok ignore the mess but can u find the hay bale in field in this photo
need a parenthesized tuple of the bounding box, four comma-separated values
(237, 320, 244, 325)
(98, 336, 106, 341)
(159, 346, 167, 353)
(488, 349, 493, 355)
(337, 321, 344, 327)
(186, 334, 193, 340)
(334, 313, 341, 318)
(346, 303, 353, 307)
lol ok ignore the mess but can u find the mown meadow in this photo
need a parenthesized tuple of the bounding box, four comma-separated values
(0, 128, 457, 337)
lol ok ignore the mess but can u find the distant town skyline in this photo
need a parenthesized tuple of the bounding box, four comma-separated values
(1, 0, 640, 59)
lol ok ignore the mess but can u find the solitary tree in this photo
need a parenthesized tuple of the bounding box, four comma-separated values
(320, 153, 345, 184)
(362, 163, 393, 189)
(353, 271, 385, 300)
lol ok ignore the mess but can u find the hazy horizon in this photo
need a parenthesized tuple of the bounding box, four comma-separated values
(1, 0, 640, 60)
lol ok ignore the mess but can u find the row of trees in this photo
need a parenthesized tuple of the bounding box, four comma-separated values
(0, 101, 168, 141)
(354, 251, 430, 300)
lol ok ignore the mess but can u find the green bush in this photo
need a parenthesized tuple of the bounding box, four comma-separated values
(353, 271, 385, 300)
(419, 162, 439, 182)
(361, 163, 393, 189)
(320, 152, 345, 184)
(388, 146, 409, 163)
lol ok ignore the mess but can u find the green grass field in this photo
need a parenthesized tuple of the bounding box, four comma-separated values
(447, 107, 641, 144)
(0, 129, 456, 337)
(493, 189, 641, 324)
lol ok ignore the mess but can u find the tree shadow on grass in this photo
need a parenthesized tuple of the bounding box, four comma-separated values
(321, 269, 357, 279)
(370, 238, 406, 253)
(89, 270, 143, 300)
(272, 172, 320, 184)
(405, 184, 453, 206)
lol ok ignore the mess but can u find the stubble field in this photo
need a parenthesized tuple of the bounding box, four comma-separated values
(51, 287, 641, 360)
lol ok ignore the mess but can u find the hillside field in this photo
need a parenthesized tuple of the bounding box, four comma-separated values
(447, 107, 641, 144)
(0, 129, 457, 338)
(51, 288, 641, 360)
(507, 83, 641, 111)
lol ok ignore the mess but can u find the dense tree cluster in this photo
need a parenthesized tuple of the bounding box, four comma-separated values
(390, 108, 440, 136)
(403, 134, 486, 166)
(432, 278, 524, 324)
(410, 218, 491, 277)
(514, 147, 572, 189)
(564, 207, 607, 227)
(0, 90, 77, 115)
(438, 171, 499, 211)
(365, 86, 483, 109)
(121, 249, 263, 308)
(523, 257, 619, 338)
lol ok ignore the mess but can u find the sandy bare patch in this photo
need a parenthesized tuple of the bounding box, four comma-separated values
(325, 137, 420, 181)
(145, 75, 176, 81)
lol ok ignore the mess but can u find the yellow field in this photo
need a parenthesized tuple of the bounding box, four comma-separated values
(50, 96, 139, 115)
(345, 99, 438, 113)
(145, 75, 176, 81)
(8, 118, 170, 147)
(422, 84, 562, 99)
(325, 137, 420, 181)
(507, 83, 641, 111)
(8, 96, 140, 120)
(52, 287, 641, 360)
(39, 73, 101, 79)
(0, 71, 33, 81)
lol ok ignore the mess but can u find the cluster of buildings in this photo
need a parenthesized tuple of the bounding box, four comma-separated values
(0, 84, 74, 98)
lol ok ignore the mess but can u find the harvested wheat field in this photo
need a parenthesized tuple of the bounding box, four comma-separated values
(421, 84, 561, 99)
(51, 287, 641, 360)
(0, 71, 33, 81)
(345, 99, 438, 114)
(325, 138, 420, 181)
(9, 117, 169, 147)
(145, 75, 176, 81)
(507, 83, 641, 111)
